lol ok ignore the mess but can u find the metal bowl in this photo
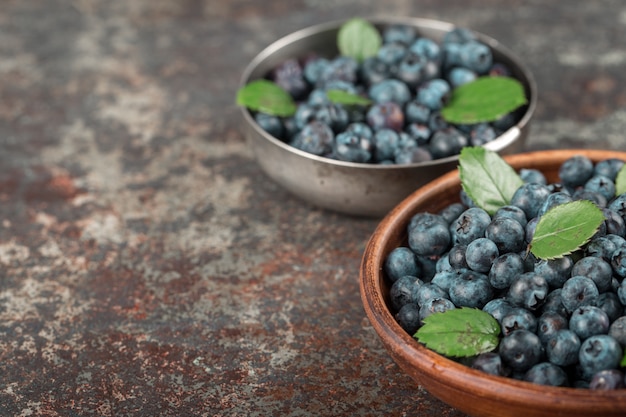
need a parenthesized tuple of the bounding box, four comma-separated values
(360, 149, 626, 417)
(239, 17, 537, 217)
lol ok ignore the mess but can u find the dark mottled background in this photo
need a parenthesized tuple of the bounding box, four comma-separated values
(1, 1, 626, 416)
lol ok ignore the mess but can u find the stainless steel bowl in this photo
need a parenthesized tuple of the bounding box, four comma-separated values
(239, 17, 537, 217)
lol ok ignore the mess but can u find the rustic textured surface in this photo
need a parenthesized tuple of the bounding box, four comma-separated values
(2, 1, 626, 416)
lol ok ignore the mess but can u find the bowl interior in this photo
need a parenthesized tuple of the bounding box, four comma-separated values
(360, 149, 626, 417)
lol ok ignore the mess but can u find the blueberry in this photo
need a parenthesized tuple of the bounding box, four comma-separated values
(585, 175, 616, 202)
(419, 297, 456, 321)
(489, 62, 512, 77)
(439, 202, 467, 225)
(416, 79, 451, 110)
(410, 37, 442, 62)
(571, 256, 613, 293)
(537, 311, 568, 344)
(315, 103, 349, 133)
(569, 306, 610, 340)
(414, 281, 450, 307)
(443, 245, 466, 271)
(372, 128, 400, 162)
(383, 24, 416, 46)
(493, 205, 528, 228)
(538, 191, 573, 217)
(290, 121, 334, 155)
(332, 130, 373, 162)
(483, 298, 514, 324)
(458, 40, 493, 74)
(396, 52, 427, 88)
(519, 168, 547, 185)
(501, 307, 538, 336)
(376, 42, 408, 67)
(366, 101, 404, 132)
(443, 27, 477, 45)
(318, 56, 358, 86)
(407, 213, 451, 256)
(427, 110, 450, 132)
(465, 237, 499, 273)
(510, 183, 552, 220)
(499, 329, 544, 372)
(368, 79, 411, 105)
(395, 303, 421, 335)
(559, 155, 595, 189)
(254, 112, 285, 139)
(472, 352, 508, 377)
(602, 208, 626, 237)
(303, 56, 330, 85)
(489, 252, 525, 290)
(271, 58, 309, 100)
(610, 246, 626, 278)
(617, 279, 626, 306)
(384, 247, 420, 283)
(450, 207, 491, 245)
(394, 144, 433, 164)
(523, 362, 569, 387)
(429, 270, 458, 294)
(589, 369, 626, 390)
(608, 316, 626, 347)
(572, 188, 607, 208)
(594, 158, 625, 181)
(428, 127, 469, 159)
(596, 292, 623, 323)
(404, 100, 431, 124)
(560, 275, 599, 314)
(585, 235, 617, 262)
(506, 272, 549, 311)
(360, 56, 391, 86)
(540, 288, 569, 318)
(447, 67, 477, 88)
(534, 257, 573, 289)
(485, 217, 525, 254)
(468, 123, 497, 147)
(448, 269, 494, 309)
(525, 216, 539, 243)
(293, 103, 317, 130)
(389, 275, 424, 312)
(546, 329, 581, 367)
(307, 88, 331, 107)
(404, 123, 431, 146)
(578, 335, 623, 380)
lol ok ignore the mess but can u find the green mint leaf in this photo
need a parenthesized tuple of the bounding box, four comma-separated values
(621, 350, 626, 367)
(337, 18, 382, 63)
(615, 164, 626, 196)
(530, 200, 605, 260)
(415, 307, 500, 358)
(441, 76, 528, 124)
(459, 146, 524, 215)
(236, 79, 297, 117)
(326, 89, 372, 106)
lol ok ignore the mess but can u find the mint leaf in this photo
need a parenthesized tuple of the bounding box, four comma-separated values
(616, 164, 626, 196)
(415, 308, 500, 358)
(441, 76, 527, 124)
(236, 79, 297, 117)
(530, 200, 605, 260)
(326, 89, 372, 106)
(337, 18, 382, 63)
(459, 147, 524, 215)
(621, 350, 626, 368)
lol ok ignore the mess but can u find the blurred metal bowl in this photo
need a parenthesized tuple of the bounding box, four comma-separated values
(239, 16, 537, 217)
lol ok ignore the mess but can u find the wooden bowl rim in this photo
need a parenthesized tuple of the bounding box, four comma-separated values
(360, 149, 626, 414)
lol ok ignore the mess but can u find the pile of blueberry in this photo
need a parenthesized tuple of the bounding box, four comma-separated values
(385, 155, 626, 389)
(254, 24, 523, 164)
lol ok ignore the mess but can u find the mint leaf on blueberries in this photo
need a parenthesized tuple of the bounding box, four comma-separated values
(236, 79, 297, 117)
(615, 164, 626, 196)
(441, 76, 527, 124)
(459, 146, 524, 215)
(529, 200, 605, 260)
(415, 308, 500, 358)
(337, 18, 382, 63)
(326, 89, 372, 106)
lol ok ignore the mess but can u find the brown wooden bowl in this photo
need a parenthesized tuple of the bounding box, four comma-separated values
(360, 149, 626, 417)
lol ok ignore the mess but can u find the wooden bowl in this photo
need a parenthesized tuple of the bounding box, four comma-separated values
(360, 149, 626, 417)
